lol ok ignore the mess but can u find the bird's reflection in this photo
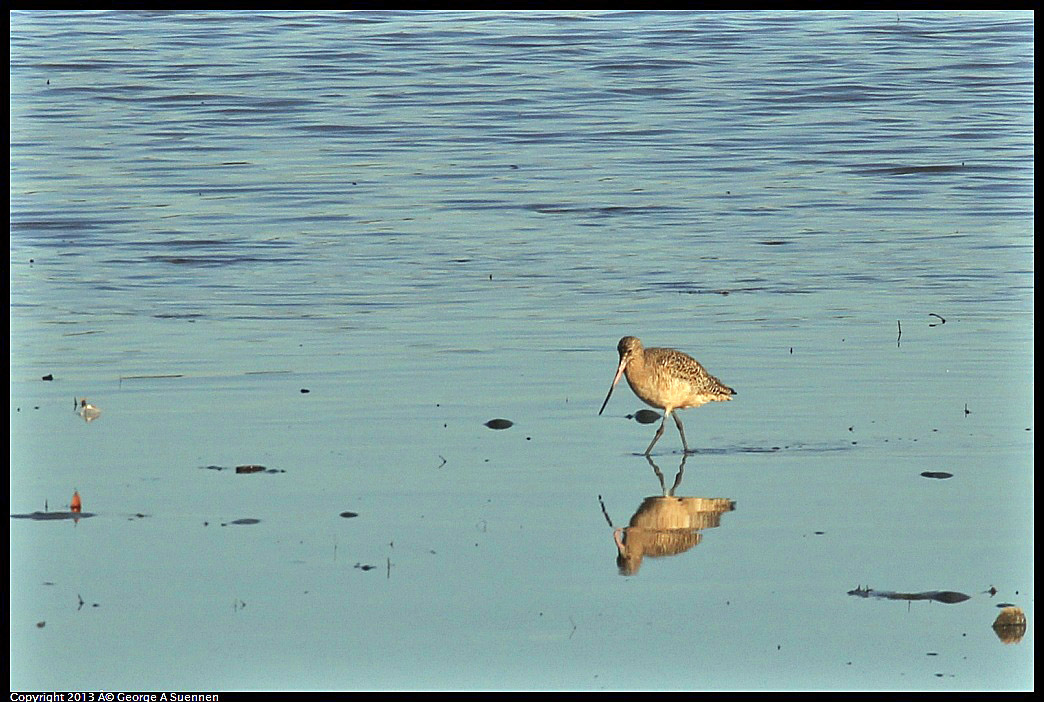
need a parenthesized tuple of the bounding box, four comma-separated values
(612, 455, 735, 575)
(648, 452, 685, 496)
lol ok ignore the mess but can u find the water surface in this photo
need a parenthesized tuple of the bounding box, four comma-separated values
(10, 10, 1033, 691)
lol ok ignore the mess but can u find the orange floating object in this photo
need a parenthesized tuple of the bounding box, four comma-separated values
(70, 490, 82, 513)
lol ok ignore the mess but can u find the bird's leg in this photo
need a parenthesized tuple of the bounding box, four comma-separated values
(645, 416, 668, 455)
(673, 412, 692, 454)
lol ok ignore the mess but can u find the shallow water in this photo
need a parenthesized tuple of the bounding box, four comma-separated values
(10, 10, 1033, 691)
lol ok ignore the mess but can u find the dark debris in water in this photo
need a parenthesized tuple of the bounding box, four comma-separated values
(224, 518, 261, 526)
(11, 511, 95, 521)
(200, 464, 285, 474)
(484, 418, 513, 430)
(339, 511, 359, 519)
(847, 586, 970, 604)
(920, 471, 953, 479)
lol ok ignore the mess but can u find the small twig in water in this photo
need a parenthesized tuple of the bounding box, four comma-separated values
(929, 313, 946, 327)
(897, 320, 902, 347)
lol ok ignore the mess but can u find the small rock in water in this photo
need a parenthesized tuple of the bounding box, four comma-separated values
(992, 606, 1027, 644)
(920, 471, 953, 479)
(631, 409, 661, 424)
(484, 419, 513, 430)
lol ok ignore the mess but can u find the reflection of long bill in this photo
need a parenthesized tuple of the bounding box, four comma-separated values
(599, 358, 628, 415)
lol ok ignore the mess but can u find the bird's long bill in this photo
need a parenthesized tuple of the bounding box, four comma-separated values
(598, 361, 627, 415)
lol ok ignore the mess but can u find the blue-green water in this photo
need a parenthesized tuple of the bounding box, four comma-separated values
(10, 10, 1033, 691)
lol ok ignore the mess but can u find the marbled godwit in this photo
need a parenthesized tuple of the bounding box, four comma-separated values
(599, 336, 735, 455)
